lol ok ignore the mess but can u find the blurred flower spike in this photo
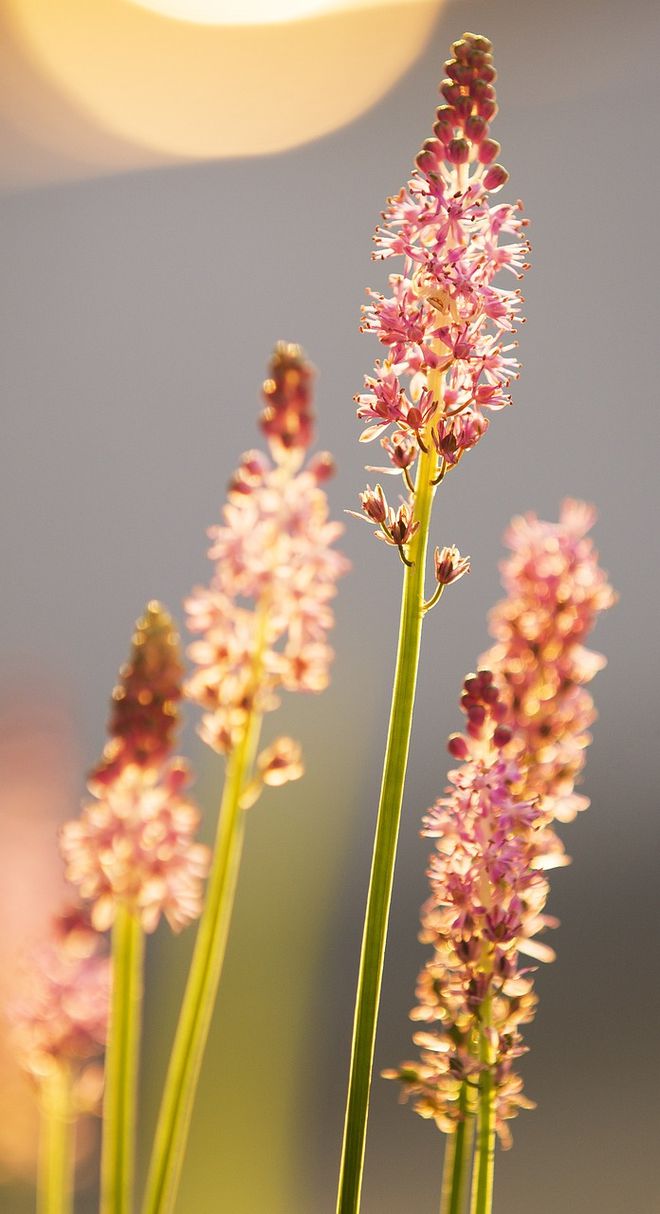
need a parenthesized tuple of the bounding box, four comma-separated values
(482, 499, 618, 823)
(60, 604, 210, 934)
(186, 342, 349, 788)
(385, 502, 614, 1150)
(9, 906, 110, 1111)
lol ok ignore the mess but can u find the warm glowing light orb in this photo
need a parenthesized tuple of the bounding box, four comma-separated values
(4, 0, 443, 162)
(129, 0, 334, 22)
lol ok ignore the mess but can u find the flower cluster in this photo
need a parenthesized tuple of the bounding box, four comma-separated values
(385, 504, 614, 1144)
(10, 906, 110, 1105)
(186, 344, 348, 779)
(481, 499, 617, 823)
(355, 32, 529, 546)
(61, 604, 210, 933)
(384, 675, 553, 1144)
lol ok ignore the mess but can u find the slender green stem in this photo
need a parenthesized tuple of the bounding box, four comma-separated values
(469, 1002, 496, 1214)
(336, 442, 438, 1214)
(37, 1064, 75, 1214)
(101, 903, 145, 1214)
(439, 1083, 476, 1214)
(141, 707, 262, 1214)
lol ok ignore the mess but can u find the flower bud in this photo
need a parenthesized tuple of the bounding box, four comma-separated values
(308, 451, 336, 483)
(493, 723, 513, 748)
(465, 114, 488, 144)
(434, 545, 471, 586)
(454, 95, 475, 123)
(260, 341, 315, 462)
(483, 163, 509, 192)
(477, 98, 498, 121)
(439, 79, 462, 106)
(447, 733, 469, 760)
(390, 503, 420, 546)
(478, 137, 501, 165)
(359, 484, 389, 525)
(447, 137, 470, 165)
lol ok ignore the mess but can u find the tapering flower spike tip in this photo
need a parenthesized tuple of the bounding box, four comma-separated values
(61, 604, 209, 934)
(91, 601, 184, 788)
(260, 340, 316, 466)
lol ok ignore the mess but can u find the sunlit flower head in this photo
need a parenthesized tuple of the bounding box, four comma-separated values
(61, 762, 209, 934)
(186, 345, 348, 768)
(61, 603, 209, 933)
(355, 32, 529, 551)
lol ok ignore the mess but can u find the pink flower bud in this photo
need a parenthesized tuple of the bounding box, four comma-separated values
(447, 137, 470, 165)
(454, 96, 474, 123)
(447, 732, 469, 760)
(483, 163, 510, 192)
(359, 484, 389, 525)
(478, 63, 497, 84)
(493, 723, 512, 748)
(478, 97, 498, 121)
(308, 451, 336, 483)
(390, 503, 420, 546)
(434, 544, 471, 586)
(440, 79, 462, 106)
(465, 114, 488, 143)
(478, 137, 501, 165)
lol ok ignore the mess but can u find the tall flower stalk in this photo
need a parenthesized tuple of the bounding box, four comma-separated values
(142, 344, 347, 1214)
(385, 502, 615, 1214)
(60, 604, 208, 1214)
(338, 31, 529, 1212)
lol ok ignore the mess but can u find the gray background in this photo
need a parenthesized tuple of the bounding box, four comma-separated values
(1, 0, 659, 1210)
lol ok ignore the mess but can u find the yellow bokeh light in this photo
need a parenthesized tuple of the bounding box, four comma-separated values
(3, 0, 443, 173)
(128, 0, 336, 23)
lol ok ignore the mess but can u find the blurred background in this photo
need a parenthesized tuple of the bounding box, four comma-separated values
(1, 0, 659, 1210)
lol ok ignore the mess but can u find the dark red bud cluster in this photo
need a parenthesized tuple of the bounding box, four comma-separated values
(90, 602, 184, 786)
(451, 668, 512, 746)
(415, 32, 509, 192)
(259, 341, 315, 460)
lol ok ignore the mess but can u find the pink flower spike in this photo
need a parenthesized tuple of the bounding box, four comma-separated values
(186, 345, 348, 759)
(355, 30, 528, 545)
(9, 906, 110, 1104)
(60, 761, 211, 934)
(387, 503, 615, 1146)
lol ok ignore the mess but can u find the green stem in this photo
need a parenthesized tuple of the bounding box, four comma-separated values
(439, 1083, 476, 1214)
(336, 442, 438, 1214)
(101, 904, 145, 1214)
(141, 707, 262, 1214)
(37, 1064, 75, 1214)
(469, 1003, 496, 1214)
